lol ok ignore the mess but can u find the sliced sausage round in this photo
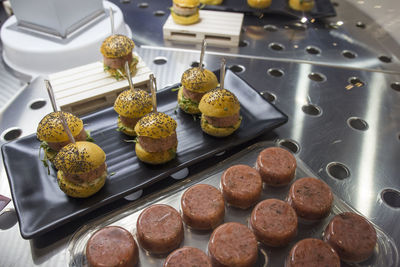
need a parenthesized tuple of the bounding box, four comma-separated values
(287, 177, 333, 221)
(163, 247, 212, 267)
(256, 147, 296, 187)
(286, 238, 340, 267)
(250, 198, 297, 247)
(86, 226, 139, 267)
(221, 164, 262, 209)
(208, 222, 258, 267)
(323, 212, 377, 263)
(181, 184, 225, 230)
(136, 204, 184, 254)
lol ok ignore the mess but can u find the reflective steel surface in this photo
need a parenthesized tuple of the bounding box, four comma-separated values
(1, 0, 400, 266)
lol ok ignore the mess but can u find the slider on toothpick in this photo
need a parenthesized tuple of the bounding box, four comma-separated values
(100, 9, 138, 80)
(198, 58, 242, 137)
(113, 63, 153, 136)
(37, 80, 90, 166)
(134, 74, 178, 164)
(177, 39, 218, 114)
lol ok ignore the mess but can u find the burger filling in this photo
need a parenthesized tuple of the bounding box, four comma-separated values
(172, 3, 198, 16)
(138, 132, 178, 153)
(203, 113, 240, 128)
(63, 162, 107, 184)
(103, 53, 133, 70)
(104, 56, 139, 80)
(182, 86, 205, 103)
(119, 115, 140, 129)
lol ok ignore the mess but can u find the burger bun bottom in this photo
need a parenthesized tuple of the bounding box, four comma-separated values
(177, 87, 201, 115)
(135, 143, 177, 165)
(117, 116, 137, 136)
(200, 115, 241, 137)
(57, 170, 107, 198)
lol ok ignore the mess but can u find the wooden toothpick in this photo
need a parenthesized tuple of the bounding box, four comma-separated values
(125, 61, 134, 91)
(149, 74, 157, 113)
(109, 7, 114, 35)
(220, 58, 226, 90)
(45, 79, 75, 144)
(199, 39, 207, 71)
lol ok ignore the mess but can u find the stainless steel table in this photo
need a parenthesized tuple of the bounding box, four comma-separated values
(0, 0, 399, 266)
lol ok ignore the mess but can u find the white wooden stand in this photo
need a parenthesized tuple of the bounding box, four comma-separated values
(163, 10, 244, 47)
(48, 54, 152, 116)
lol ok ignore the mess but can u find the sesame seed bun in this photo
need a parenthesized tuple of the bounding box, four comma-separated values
(114, 89, 153, 118)
(37, 111, 84, 143)
(200, 0, 223, 4)
(53, 141, 107, 198)
(54, 142, 106, 174)
(177, 86, 201, 114)
(247, 0, 271, 9)
(173, 0, 200, 8)
(135, 143, 177, 165)
(200, 115, 242, 137)
(181, 67, 218, 93)
(134, 112, 177, 139)
(288, 0, 314, 11)
(198, 88, 240, 117)
(100, 34, 135, 58)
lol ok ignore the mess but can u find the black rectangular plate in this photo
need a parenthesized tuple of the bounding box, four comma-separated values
(202, 0, 336, 19)
(1, 69, 287, 239)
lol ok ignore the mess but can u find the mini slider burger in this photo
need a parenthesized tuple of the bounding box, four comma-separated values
(53, 141, 107, 198)
(134, 112, 178, 164)
(114, 88, 153, 136)
(171, 0, 200, 25)
(100, 34, 138, 80)
(198, 88, 241, 137)
(178, 67, 218, 114)
(37, 111, 89, 164)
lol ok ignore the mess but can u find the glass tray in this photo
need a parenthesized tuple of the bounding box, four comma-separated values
(68, 141, 399, 267)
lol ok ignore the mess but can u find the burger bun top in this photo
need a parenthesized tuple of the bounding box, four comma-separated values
(54, 141, 106, 174)
(199, 88, 240, 117)
(173, 0, 200, 7)
(37, 111, 84, 143)
(114, 89, 153, 118)
(135, 112, 177, 138)
(100, 34, 135, 58)
(181, 67, 218, 93)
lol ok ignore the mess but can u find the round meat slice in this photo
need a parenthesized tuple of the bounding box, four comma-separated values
(286, 238, 340, 267)
(163, 247, 212, 267)
(86, 226, 139, 267)
(287, 177, 333, 221)
(181, 184, 225, 230)
(323, 212, 377, 263)
(256, 147, 296, 187)
(221, 164, 262, 209)
(250, 199, 297, 247)
(136, 204, 184, 254)
(208, 222, 258, 267)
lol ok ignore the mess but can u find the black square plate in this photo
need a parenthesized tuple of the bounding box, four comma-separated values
(202, 0, 336, 19)
(1, 69, 287, 239)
